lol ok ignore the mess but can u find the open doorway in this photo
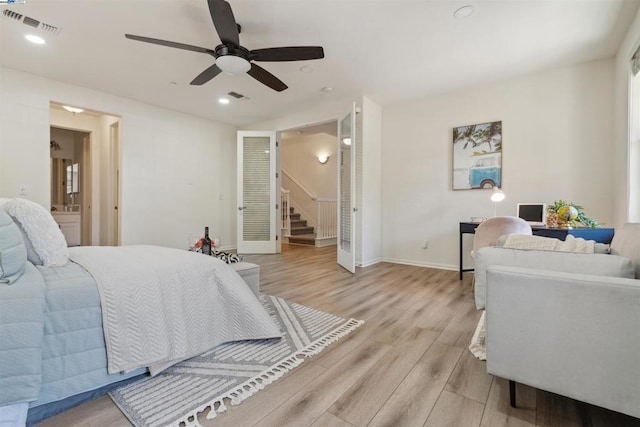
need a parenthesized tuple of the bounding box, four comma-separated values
(279, 120, 338, 248)
(50, 102, 122, 246)
(50, 127, 91, 246)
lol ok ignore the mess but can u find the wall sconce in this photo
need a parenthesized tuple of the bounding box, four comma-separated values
(317, 155, 329, 164)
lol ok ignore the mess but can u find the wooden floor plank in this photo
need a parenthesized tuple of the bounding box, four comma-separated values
(445, 346, 493, 404)
(250, 340, 391, 426)
(329, 327, 439, 426)
(309, 412, 355, 427)
(424, 389, 485, 427)
(481, 378, 537, 427)
(367, 341, 463, 427)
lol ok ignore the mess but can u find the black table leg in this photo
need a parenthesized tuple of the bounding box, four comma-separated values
(459, 228, 463, 280)
(509, 380, 516, 407)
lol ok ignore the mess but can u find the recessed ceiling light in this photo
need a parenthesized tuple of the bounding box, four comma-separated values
(62, 105, 84, 114)
(454, 5, 474, 18)
(218, 98, 230, 105)
(300, 66, 313, 73)
(25, 34, 45, 44)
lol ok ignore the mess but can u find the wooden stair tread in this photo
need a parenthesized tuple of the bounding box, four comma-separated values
(288, 234, 316, 246)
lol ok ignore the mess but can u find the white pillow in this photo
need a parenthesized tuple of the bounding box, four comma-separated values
(0, 198, 68, 266)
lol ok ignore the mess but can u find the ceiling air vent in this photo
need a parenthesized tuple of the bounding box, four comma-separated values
(227, 91, 245, 99)
(2, 9, 62, 35)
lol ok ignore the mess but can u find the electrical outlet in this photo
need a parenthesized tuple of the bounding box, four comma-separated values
(422, 240, 429, 249)
(19, 185, 27, 195)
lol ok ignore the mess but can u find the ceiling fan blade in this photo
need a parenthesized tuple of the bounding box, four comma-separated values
(190, 64, 222, 85)
(125, 34, 214, 55)
(207, 0, 240, 47)
(247, 63, 288, 92)
(251, 46, 325, 62)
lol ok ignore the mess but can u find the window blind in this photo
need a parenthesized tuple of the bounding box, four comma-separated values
(243, 137, 271, 241)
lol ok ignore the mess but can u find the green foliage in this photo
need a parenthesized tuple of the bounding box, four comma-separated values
(454, 122, 502, 153)
(548, 200, 600, 228)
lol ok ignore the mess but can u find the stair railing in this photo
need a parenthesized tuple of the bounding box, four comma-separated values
(282, 169, 337, 241)
(281, 189, 291, 235)
(316, 198, 338, 239)
(282, 169, 318, 228)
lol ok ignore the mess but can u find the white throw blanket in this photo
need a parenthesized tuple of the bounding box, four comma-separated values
(469, 311, 486, 361)
(503, 234, 595, 253)
(69, 246, 281, 375)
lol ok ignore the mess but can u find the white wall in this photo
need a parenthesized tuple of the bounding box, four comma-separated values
(614, 6, 640, 224)
(281, 132, 337, 198)
(0, 68, 239, 249)
(381, 59, 615, 270)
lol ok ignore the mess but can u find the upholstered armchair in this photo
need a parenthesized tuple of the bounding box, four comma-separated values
(475, 223, 640, 419)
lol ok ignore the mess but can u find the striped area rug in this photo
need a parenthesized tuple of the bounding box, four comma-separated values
(109, 295, 363, 427)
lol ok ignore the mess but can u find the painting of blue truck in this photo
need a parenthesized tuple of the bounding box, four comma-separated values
(452, 121, 502, 190)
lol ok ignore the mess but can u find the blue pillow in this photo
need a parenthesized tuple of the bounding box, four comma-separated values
(0, 210, 28, 284)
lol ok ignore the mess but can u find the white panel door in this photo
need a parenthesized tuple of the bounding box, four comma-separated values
(337, 104, 357, 273)
(237, 131, 278, 254)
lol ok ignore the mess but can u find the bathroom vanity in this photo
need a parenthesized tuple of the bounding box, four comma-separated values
(51, 208, 81, 246)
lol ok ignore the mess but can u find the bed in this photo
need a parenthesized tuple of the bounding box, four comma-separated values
(0, 198, 281, 425)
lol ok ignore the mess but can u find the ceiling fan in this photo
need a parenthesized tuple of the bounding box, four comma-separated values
(125, 0, 324, 92)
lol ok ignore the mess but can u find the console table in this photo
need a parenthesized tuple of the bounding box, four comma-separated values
(459, 222, 615, 280)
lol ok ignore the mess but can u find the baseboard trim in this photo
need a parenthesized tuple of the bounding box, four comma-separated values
(358, 258, 382, 268)
(382, 257, 457, 271)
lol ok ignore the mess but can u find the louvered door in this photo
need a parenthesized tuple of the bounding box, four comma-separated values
(237, 131, 278, 254)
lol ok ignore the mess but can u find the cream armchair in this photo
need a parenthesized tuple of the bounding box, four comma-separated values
(476, 223, 640, 419)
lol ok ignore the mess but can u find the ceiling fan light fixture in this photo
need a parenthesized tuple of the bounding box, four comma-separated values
(216, 55, 250, 75)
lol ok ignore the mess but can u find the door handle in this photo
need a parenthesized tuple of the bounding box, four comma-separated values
(238, 206, 246, 211)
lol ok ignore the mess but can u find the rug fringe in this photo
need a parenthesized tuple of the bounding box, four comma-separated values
(170, 318, 364, 427)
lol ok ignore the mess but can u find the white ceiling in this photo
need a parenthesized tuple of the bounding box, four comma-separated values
(1, 0, 638, 126)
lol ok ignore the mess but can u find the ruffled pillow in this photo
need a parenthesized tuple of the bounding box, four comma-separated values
(0, 198, 68, 266)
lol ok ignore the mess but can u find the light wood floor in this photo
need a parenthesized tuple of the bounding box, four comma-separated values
(37, 244, 640, 427)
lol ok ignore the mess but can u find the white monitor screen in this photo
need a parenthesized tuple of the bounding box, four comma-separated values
(517, 203, 547, 225)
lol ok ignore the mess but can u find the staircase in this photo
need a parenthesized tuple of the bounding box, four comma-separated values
(287, 207, 316, 246)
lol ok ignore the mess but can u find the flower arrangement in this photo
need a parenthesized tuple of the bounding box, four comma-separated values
(547, 200, 599, 228)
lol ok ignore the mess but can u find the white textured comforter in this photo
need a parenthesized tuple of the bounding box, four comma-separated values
(69, 246, 281, 375)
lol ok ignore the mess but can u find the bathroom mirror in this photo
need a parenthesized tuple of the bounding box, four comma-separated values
(51, 158, 79, 205)
(66, 162, 79, 194)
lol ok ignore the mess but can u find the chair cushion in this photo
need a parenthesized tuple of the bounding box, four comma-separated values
(0, 209, 28, 284)
(610, 223, 640, 279)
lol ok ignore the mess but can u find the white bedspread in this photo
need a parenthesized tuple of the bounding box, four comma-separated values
(69, 246, 281, 375)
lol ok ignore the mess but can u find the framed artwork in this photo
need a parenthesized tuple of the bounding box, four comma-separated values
(452, 121, 502, 190)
